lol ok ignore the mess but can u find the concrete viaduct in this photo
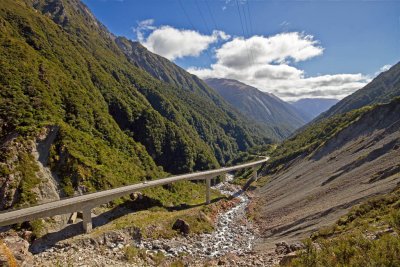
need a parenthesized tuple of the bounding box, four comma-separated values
(0, 157, 268, 233)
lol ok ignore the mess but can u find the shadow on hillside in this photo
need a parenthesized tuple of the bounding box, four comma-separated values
(28, 196, 225, 253)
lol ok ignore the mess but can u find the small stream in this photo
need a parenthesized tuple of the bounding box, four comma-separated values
(140, 174, 255, 258)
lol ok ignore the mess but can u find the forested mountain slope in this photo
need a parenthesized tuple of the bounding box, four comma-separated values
(115, 38, 279, 143)
(0, 0, 270, 209)
(204, 78, 307, 139)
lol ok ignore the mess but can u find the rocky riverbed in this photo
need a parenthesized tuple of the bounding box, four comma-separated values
(3, 174, 294, 266)
(139, 174, 257, 259)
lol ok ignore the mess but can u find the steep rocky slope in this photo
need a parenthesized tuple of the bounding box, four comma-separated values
(317, 61, 400, 120)
(205, 78, 307, 139)
(254, 98, 400, 249)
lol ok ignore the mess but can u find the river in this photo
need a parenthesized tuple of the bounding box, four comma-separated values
(140, 173, 256, 258)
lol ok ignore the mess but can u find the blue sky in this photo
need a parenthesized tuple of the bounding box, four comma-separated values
(83, 0, 400, 100)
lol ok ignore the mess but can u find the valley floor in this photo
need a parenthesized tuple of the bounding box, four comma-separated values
(0, 175, 285, 266)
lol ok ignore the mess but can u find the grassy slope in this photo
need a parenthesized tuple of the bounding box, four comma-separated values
(263, 104, 376, 174)
(291, 186, 400, 267)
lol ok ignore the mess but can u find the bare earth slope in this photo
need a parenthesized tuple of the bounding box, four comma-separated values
(254, 100, 400, 250)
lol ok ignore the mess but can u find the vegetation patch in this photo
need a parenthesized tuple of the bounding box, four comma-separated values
(0, 240, 18, 267)
(264, 98, 400, 176)
(264, 106, 372, 174)
(289, 187, 400, 266)
(90, 188, 224, 239)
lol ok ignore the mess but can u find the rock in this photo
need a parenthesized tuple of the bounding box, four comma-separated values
(275, 241, 291, 254)
(152, 242, 162, 250)
(172, 219, 190, 236)
(21, 230, 34, 242)
(162, 243, 171, 251)
(376, 227, 394, 238)
(289, 241, 305, 252)
(128, 226, 142, 242)
(103, 231, 127, 248)
(130, 192, 143, 201)
(2, 235, 34, 266)
(279, 252, 298, 265)
(218, 259, 227, 265)
(252, 259, 263, 265)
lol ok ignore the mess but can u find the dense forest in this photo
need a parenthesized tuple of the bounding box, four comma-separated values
(0, 0, 271, 208)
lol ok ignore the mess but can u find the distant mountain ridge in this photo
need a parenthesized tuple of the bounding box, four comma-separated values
(317, 62, 400, 120)
(204, 78, 308, 139)
(291, 98, 339, 121)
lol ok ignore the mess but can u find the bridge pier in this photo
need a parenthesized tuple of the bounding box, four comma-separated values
(206, 177, 211, 204)
(252, 167, 258, 181)
(0, 158, 269, 230)
(82, 208, 92, 233)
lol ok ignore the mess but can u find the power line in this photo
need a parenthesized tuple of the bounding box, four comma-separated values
(178, 0, 196, 30)
(204, 0, 218, 30)
(235, 0, 252, 68)
(235, 0, 247, 39)
(243, 1, 256, 65)
(246, 0, 254, 36)
(179, 0, 213, 63)
(242, 4, 250, 38)
(195, 0, 212, 34)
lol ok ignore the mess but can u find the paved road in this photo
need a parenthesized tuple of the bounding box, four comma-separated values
(0, 157, 268, 232)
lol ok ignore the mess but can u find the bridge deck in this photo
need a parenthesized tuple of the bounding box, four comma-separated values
(0, 157, 268, 232)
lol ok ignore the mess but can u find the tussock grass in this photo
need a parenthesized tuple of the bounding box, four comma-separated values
(289, 187, 400, 267)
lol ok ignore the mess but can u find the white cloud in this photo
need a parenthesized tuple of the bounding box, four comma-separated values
(133, 21, 370, 101)
(375, 64, 392, 76)
(133, 19, 156, 42)
(134, 20, 230, 60)
(188, 32, 370, 101)
(380, 64, 392, 72)
(215, 33, 323, 70)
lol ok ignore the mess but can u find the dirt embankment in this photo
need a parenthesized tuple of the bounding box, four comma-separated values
(253, 102, 400, 250)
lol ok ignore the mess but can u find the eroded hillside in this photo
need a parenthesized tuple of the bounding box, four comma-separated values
(253, 98, 400, 249)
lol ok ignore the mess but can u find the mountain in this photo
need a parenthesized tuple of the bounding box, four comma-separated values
(253, 96, 400, 248)
(0, 0, 270, 209)
(204, 78, 308, 139)
(250, 60, 400, 261)
(114, 38, 281, 143)
(115, 37, 210, 91)
(317, 62, 400, 120)
(290, 98, 339, 121)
